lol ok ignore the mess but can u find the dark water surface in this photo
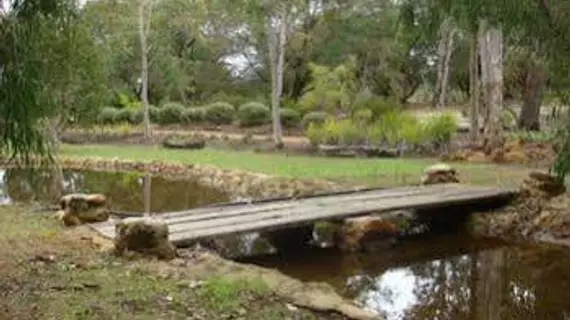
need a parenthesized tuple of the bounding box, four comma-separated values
(242, 233, 570, 320)
(3, 168, 570, 319)
(0, 168, 230, 211)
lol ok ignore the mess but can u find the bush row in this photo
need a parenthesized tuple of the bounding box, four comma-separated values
(97, 102, 303, 128)
(305, 110, 459, 148)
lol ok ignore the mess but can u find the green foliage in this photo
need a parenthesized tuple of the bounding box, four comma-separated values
(149, 106, 160, 123)
(302, 111, 330, 128)
(298, 60, 358, 113)
(368, 110, 423, 145)
(182, 107, 206, 124)
(352, 108, 374, 124)
(157, 102, 186, 125)
(204, 102, 235, 125)
(304, 109, 457, 149)
(98, 107, 121, 125)
(237, 102, 270, 127)
(114, 93, 141, 110)
(352, 95, 400, 119)
(306, 118, 367, 146)
(422, 112, 459, 145)
(280, 108, 301, 128)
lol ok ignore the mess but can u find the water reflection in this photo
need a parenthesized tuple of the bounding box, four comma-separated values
(0, 168, 230, 212)
(244, 234, 570, 320)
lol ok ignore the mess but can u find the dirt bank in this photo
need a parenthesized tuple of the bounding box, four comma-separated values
(0, 204, 379, 320)
(469, 171, 570, 248)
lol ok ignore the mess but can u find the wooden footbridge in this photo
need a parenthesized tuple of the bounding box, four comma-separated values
(89, 183, 517, 247)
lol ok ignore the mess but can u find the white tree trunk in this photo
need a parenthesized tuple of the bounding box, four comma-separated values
(433, 18, 455, 108)
(468, 34, 480, 144)
(139, 0, 151, 140)
(478, 20, 504, 152)
(267, 8, 287, 148)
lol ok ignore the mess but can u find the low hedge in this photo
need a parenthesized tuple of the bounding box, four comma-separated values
(238, 102, 270, 127)
(204, 102, 235, 125)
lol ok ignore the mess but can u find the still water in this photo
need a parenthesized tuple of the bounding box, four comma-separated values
(243, 233, 570, 320)
(2, 168, 570, 319)
(0, 168, 230, 211)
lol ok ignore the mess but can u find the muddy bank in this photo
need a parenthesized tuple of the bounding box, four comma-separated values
(0, 156, 359, 200)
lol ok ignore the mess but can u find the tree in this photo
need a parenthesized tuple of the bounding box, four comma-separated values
(266, 3, 289, 147)
(139, 0, 152, 140)
(478, 20, 504, 152)
(433, 17, 456, 108)
(0, 0, 107, 163)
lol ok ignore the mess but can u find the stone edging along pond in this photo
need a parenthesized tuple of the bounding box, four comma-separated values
(0, 156, 362, 200)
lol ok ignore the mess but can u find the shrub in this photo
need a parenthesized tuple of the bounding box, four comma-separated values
(98, 107, 121, 124)
(157, 102, 186, 125)
(368, 110, 424, 146)
(204, 102, 235, 125)
(115, 108, 133, 123)
(183, 107, 206, 124)
(302, 111, 330, 128)
(352, 108, 374, 124)
(127, 105, 158, 124)
(237, 102, 270, 127)
(281, 108, 301, 128)
(305, 118, 367, 146)
(148, 105, 160, 122)
(423, 112, 458, 145)
(352, 95, 399, 119)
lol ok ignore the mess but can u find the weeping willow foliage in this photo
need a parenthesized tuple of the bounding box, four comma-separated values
(0, 0, 105, 165)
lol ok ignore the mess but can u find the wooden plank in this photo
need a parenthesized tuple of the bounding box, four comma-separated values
(169, 187, 513, 245)
(163, 186, 496, 234)
(92, 184, 461, 234)
(167, 186, 505, 235)
(89, 184, 517, 244)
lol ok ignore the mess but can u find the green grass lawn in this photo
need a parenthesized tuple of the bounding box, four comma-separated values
(61, 144, 532, 187)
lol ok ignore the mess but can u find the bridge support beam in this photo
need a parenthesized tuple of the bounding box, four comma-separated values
(262, 226, 314, 251)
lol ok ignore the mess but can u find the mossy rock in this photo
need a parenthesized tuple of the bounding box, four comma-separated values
(162, 135, 206, 150)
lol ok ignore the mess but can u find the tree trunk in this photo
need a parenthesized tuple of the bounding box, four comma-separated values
(478, 20, 504, 153)
(469, 34, 480, 144)
(518, 57, 545, 131)
(267, 9, 287, 148)
(143, 173, 151, 215)
(47, 116, 61, 154)
(433, 18, 455, 108)
(139, 0, 151, 141)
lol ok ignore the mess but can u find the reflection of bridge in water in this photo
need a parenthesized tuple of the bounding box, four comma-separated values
(90, 183, 517, 247)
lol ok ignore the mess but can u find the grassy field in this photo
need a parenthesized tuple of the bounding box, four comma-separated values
(0, 205, 339, 320)
(61, 144, 532, 187)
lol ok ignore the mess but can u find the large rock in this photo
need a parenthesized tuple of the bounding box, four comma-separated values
(114, 217, 176, 260)
(420, 163, 459, 185)
(333, 216, 399, 252)
(56, 193, 109, 226)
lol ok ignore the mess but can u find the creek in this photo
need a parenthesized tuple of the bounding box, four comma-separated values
(2, 168, 569, 319)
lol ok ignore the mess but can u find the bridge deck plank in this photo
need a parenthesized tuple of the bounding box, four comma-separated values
(89, 183, 516, 246)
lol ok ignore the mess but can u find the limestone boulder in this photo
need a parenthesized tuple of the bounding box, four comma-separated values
(57, 193, 109, 227)
(420, 163, 459, 185)
(114, 217, 176, 260)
